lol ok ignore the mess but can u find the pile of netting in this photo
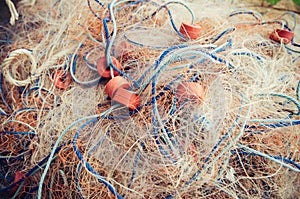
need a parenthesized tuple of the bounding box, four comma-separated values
(0, 0, 300, 198)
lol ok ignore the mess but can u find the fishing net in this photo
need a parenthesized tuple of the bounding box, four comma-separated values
(0, 0, 299, 198)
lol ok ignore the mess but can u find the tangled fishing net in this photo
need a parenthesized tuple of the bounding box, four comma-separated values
(0, 0, 300, 198)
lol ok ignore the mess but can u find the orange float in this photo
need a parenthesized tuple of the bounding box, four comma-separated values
(269, 29, 294, 44)
(53, 70, 72, 89)
(11, 171, 26, 192)
(112, 88, 141, 110)
(105, 76, 130, 98)
(97, 56, 122, 78)
(179, 22, 201, 40)
(176, 82, 205, 104)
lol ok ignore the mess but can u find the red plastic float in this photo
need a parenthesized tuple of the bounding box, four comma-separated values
(105, 76, 130, 98)
(112, 88, 141, 110)
(11, 171, 26, 192)
(97, 56, 122, 78)
(53, 70, 72, 89)
(176, 82, 205, 103)
(179, 22, 201, 40)
(269, 29, 294, 44)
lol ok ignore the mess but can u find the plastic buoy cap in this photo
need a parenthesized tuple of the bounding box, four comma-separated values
(53, 70, 72, 89)
(179, 22, 201, 40)
(105, 76, 130, 98)
(97, 56, 122, 78)
(11, 171, 26, 192)
(112, 88, 141, 110)
(176, 82, 205, 103)
(269, 29, 294, 44)
(13, 171, 25, 184)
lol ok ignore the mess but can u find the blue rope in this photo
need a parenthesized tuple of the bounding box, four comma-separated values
(297, 81, 300, 101)
(136, 44, 188, 86)
(127, 150, 140, 189)
(159, 1, 194, 38)
(203, 94, 244, 166)
(76, 130, 110, 198)
(245, 119, 300, 134)
(151, 77, 177, 162)
(87, 0, 104, 20)
(183, 93, 245, 188)
(269, 93, 300, 115)
(0, 142, 67, 193)
(83, 47, 101, 71)
(70, 49, 103, 86)
(11, 107, 39, 118)
(231, 51, 264, 62)
(291, 37, 300, 47)
(22, 86, 57, 106)
(0, 131, 37, 136)
(123, 1, 195, 47)
(24, 186, 39, 199)
(211, 28, 236, 43)
(123, 28, 171, 49)
(103, 18, 111, 42)
(234, 149, 300, 170)
(75, 163, 85, 199)
(229, 10, 262, 21)
(72, 118, 123, 199)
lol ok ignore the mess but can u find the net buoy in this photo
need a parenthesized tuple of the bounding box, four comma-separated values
(105, 76, 130, 98)
(179, 22, 201, 40)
